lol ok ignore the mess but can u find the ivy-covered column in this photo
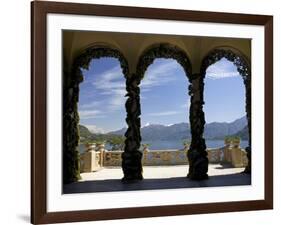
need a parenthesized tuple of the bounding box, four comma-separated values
(244, 77, 251, 173)
(232, 52, 251, 174)
(187, 73, 209, 180)
(63, 68, 83, 184)
(63, 46, 130, 184)
(122, 73, 143, 181)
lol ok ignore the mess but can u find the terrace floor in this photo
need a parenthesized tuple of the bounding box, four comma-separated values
(63, 163, 251, 194)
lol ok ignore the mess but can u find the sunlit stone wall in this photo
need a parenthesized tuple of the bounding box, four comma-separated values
(80, 143, 248, 172)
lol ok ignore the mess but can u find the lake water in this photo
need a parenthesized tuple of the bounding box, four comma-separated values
(79, 140, 248, 153)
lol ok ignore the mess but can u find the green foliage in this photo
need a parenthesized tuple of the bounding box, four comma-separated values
(140, 143, 150, 152)
(95, 140, 106, 145)
(224, 136, 240, 142)
(107, 136, 125, 151)
(224, 136, 231, 142)
(79, 125, 125, 151)
(141, 143, 150, 148)
(182, 139, 191, 146)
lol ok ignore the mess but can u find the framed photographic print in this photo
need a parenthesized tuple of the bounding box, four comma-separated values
(31, 1, 273, 224)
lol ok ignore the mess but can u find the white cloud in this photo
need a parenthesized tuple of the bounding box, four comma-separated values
(79, 100, 102, 109)
(83, 124, 106, 134)
(206, 71, 239, 79)
(92, 66, 125, 92)
(108, 90, 127, 110)
(180, 102, 190, 108)
(206, 57, 239, 80)
(146, 110, 181, 117)
(79, 110, 104, 119)
(88, 66, 126, 112)
(80, 60, 185, 114)
(80, 59, 187, 116)
(141, 122, 151, 128)
(140, 60, 185, 91)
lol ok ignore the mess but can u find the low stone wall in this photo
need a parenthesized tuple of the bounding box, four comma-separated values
(95, 149, 189, 167)
(224, 147, 248, 167)
(103, 151, 122, 166)
(207, 147, 248, 166)
(80, 150, 102, 172)
(207, 148, 223, 163)
(80, 144, 248, 172)
(143, 149, 188, 166)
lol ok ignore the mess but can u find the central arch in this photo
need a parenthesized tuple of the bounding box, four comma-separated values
(136, 43, 203, 178)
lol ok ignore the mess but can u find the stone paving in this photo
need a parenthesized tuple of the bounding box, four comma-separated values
(63, 164, 251, 194)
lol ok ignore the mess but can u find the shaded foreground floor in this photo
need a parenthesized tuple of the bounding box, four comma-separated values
(64, 164, 251, 194)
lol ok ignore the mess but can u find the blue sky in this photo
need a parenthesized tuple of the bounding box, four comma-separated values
(78, 57, 246, 133)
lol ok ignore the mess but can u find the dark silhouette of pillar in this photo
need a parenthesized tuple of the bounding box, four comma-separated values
(244, 77, 251, 173)
(122, 74, 143, 181)
(187, 73, 209, 180)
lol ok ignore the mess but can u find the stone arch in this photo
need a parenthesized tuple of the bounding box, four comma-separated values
(120, 43, 192, 181)
(72, 45, 130, 77)
(136, 43, 192, 80)
(200, 48, 251, 173)
(71, 42, 125, 65)
(119, 43, 193, 181)
(123, 43, 195, 179)
(63, 45, 129, 184)
(201, 45, 251, 68)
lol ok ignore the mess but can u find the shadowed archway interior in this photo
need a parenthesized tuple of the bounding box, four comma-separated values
(63, 31, 251, 184)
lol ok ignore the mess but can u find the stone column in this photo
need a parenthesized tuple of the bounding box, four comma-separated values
(85, 143, 96, 152)
(142, 147, 148, 166)
(81, 144, 100, 172)
(121, 74, 143, 181)
(96, 143, 105, 167)
(63, 68, 82, 184)
(244, 78, 251, 173)
(187, 74, 209, 180)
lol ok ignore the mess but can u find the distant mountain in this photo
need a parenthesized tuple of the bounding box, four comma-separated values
(141, 123, 191, 141)
(204, 116, 247, 139)
(110, 127, 127, 136)
(109, 116, 248, 141)
(232, 125, 249, 140)
(79, 125, 93, 142)
(78, 125, 124, 143)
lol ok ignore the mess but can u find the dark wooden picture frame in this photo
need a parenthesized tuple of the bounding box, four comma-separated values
(31, 1, 273, 224)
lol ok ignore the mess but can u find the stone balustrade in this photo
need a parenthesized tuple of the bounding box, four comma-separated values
(79, 143, 248, 173)
(80, 143, 105, 172)
(143, 149, 188, 166)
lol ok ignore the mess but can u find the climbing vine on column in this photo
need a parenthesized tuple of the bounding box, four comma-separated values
(122, 74, 143, 180)
(187, 73, 209, 180)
